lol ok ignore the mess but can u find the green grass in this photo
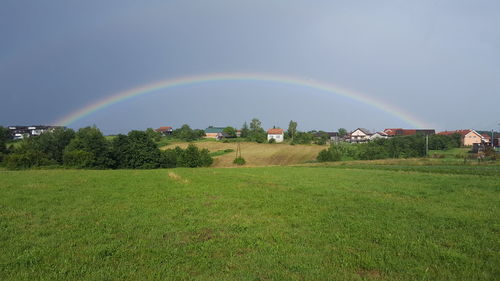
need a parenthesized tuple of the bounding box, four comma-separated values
(316, 159, 500, 177)
(209, 149, 235, 157)
(0, 165, 499, 280)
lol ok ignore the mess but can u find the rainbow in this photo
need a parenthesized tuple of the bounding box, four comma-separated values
(54, 73, 430, 128)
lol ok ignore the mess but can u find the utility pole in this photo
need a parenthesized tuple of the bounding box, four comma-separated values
(492, 129, 494, 147)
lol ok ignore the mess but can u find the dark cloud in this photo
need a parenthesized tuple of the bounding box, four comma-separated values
(1, 0, 499, 133)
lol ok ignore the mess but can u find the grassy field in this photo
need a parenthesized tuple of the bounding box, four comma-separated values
(1, 163, 499, 280)
(162, 142, 327, 167)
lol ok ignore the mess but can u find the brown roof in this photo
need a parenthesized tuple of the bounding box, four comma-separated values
(156, 126, 172, 132)
(267, 128, 284, 134)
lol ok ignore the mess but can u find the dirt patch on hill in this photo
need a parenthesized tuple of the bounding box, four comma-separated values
(162, 142, 327, 167)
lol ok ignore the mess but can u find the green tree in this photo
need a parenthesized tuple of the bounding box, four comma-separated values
(223, 126, 237, 138)
(293, 132, 313, 144)
(123, 130, 163, 169)
(0, 126, 9, 155)
(62, 150, 95, 168)
(173, 124, 201, 141)
(338, 128, 347, 138)
(145, 128, 162, 142)
(0, 126, 10, 162)
(250, 118, 262, 132)
(177, 144, 213, 167)
(240, 122, 249, 138)
(63, 126, 114, 168)
(160, 149, 178, 168)
(110, 134, 129, 168)
(3, 138, 54, 169)
(287, 120, 298, 141)
(32, 127, 75, 164)
(314, 131, 329, 145)
(248, 118, 266, 143)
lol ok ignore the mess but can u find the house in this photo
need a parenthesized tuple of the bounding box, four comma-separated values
(349, 128, 372, 143)
(155, 126, 173, 135)
(267, 128, 284, 143)
(7, 125, 62, 140)
(384, 128, 435, 136)
(369, 131, 389, 140)
(204, 126, 225, 139)
(438, 129, 487, 146)
(480, 134, 491, 145)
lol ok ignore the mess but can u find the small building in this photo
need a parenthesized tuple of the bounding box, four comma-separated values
(370, 131, 389, 140)
(204, 126, 225, 139)
(267, 128, 284, 143)
(349, 128, 372, 143)
(155, 126, 173, 135)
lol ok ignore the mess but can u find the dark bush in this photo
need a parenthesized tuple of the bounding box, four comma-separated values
(5, 150, 54, 169)
(177, 144, 213, 168)
(63, 150, 95, 168)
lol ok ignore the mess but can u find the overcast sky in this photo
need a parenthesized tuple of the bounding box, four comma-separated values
(1, 0, 499, 134)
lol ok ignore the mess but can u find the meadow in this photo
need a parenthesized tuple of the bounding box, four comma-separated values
(1, 162, 499, 280)
(162, 141, 327, 167)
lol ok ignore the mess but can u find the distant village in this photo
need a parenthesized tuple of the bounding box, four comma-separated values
(7, 124, 499, 150)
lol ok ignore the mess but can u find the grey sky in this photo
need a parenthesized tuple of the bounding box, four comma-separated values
(1, 0, 499, 134)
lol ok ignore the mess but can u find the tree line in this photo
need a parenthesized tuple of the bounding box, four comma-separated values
(0, 126, 212, 170)
(317, 133, 462, 162)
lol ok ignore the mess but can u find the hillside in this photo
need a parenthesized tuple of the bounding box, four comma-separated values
(1, 165, 498, 280)
(162, 141, 327, 167)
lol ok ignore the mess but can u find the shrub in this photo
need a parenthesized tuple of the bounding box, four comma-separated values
(177, 144, 213, 168)
(4, 150, 53, 170)
(432, 154, 445, 159)
(233, 157, 246, 165)
(160, 149, 178, 168)
(317, 143, 343, 162)
(268, 138, 276, 144)
(484, 146, 497, 161)
(317, 149, 334, 162)
(199, 148, 214, 167)
(63, 150, 95, 168)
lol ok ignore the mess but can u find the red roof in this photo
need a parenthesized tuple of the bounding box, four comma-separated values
(481, 134, 491, 140)
(383, 128, 416, 136)
(437, 130, 471, 136)
(267, 128, 284, 134)
(156, 126, 172, 132)
(383, 128, 402, 136)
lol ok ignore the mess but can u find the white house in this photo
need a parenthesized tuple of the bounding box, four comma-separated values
(267, 128, 284, 143)
(8, 125, 61, 140)
(350, 128, 372, 143)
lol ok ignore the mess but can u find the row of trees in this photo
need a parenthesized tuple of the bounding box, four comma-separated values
(0, 126, 212, 170)
(154, 119, 346, 145)
(317, 133, 462, 162)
